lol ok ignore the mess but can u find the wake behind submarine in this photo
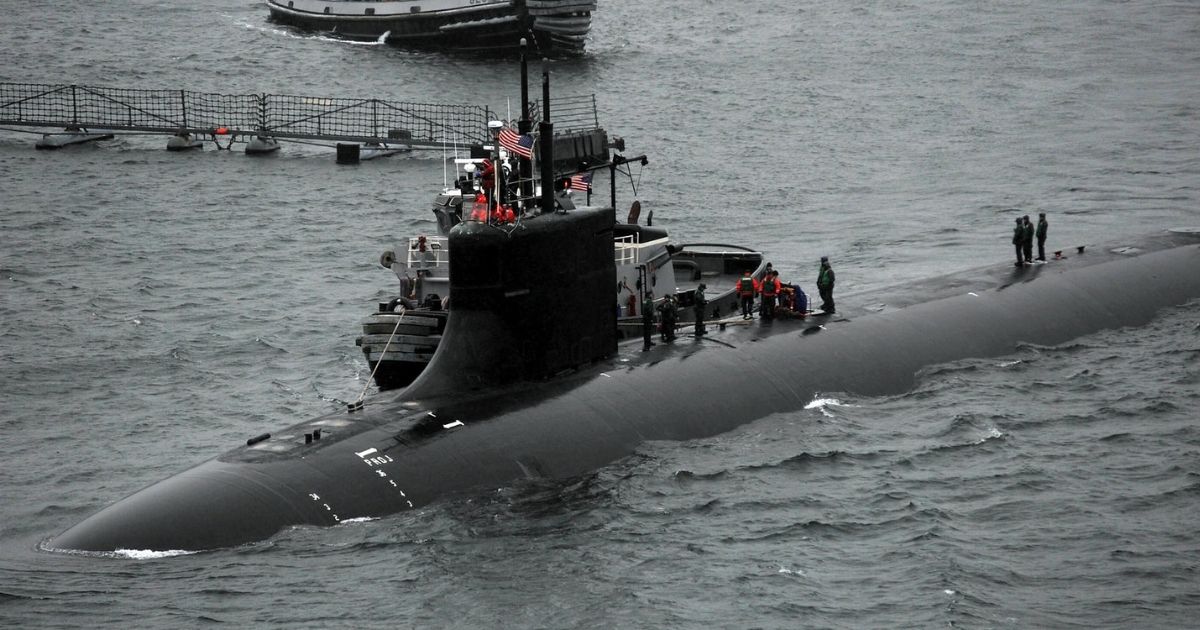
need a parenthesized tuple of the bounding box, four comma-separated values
(50, 77, 1200, 555)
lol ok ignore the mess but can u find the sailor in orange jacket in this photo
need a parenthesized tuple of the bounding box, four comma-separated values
(469, 193, 489, 222)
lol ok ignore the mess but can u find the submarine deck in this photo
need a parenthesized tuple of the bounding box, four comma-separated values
(237, 227, 1200, 464)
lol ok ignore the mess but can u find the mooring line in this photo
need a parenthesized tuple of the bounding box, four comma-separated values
(355, 308, 407, 407)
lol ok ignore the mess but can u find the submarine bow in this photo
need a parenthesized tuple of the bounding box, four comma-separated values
(51, 227, 1200, 552)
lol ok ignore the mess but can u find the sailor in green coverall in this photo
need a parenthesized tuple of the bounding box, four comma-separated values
(1013, 217, 1025, 266)
(817, 256, 836, 314)
(1022, 215, 1035, 263)
(1036, 212, 1049, 261)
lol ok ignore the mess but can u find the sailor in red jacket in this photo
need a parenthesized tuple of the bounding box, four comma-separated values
(469, 193, 489, 222)
(737, 270, 757, 320)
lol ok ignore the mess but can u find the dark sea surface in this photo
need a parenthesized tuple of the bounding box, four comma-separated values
(2, 1, 1198, 627)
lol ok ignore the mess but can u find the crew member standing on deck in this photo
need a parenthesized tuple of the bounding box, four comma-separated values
(693, 283, 707, 336)
(1036, 212, 1049, 261)
(1013, 217, 1024, 266)
(480, 159, 495, 203)
(1022, 215, 1035, 264)
(737, 270, 757, 320)
(760, 271, 781, 319)
(658, 295, 678, 342)
(817, 256, 836, 314)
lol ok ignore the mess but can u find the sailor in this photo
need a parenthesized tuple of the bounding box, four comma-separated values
(470, 193, 489, 222)
(657, 295, 678, 342)
(760, 270, 780, 319)
(778, 278, 806, 317)
(1012, 217, 1024, 266)
(399, 269, 416, 301)
(1022, 215, 1035, 263)
(792, 283, 808, 316)
(480, 159, 496, 193)
(491, 202, 516, 224)
(817, 256, 836, 314)
(1036, 212, 1049, 261)
(693, 283, 707, 336)
(737, 270, 757, 320)
(641, 292, 655, 350)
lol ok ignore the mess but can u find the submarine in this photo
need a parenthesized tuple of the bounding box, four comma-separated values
(50, 73, 1200, 554)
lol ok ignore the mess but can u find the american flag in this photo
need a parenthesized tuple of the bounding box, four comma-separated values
(497, 127, 534, 159)
(568, 171, 592, 192)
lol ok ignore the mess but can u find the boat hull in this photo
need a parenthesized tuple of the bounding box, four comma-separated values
(264, 0, 594, 55)
(51, 231, 1200, 552)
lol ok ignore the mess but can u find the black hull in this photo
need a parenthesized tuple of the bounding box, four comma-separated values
(265, 2, 591, 56)
(50, 229, 1200, 552)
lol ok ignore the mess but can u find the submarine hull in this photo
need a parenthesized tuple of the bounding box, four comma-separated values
(51, 227, 1200, 553)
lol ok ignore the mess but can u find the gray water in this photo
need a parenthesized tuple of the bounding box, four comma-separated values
(1, 1, 1198, 627)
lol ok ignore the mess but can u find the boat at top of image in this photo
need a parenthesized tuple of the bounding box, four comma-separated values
(265, 0, 596, 56)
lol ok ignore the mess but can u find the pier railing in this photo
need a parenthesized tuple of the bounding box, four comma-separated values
(0, 83, 493, 147)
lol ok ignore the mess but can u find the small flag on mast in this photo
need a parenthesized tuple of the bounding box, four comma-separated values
(497, 127, 534, 159)
(568, 171, 592, 192)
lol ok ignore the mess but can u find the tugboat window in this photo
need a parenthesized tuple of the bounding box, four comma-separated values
(365, 7, 375, 14)
(324, 7, 330, 14)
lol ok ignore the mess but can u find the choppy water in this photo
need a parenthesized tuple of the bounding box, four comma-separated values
(1, 1, 1198, 627)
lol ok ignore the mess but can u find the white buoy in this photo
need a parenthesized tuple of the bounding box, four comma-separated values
(166, 133, 203, 151)
(245, 136, 280, 155)
(35, 127, 114, 150)
(360, 142, 408, 161)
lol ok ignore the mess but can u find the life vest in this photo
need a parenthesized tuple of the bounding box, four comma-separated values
(470, 194, 488, 221)
(738, 277, 756, 296)
(480, 160, 495, 190)
(761, 278, 778, 297)
(818, 267, 833, 289)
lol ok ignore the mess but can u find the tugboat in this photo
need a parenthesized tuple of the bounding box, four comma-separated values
(357, 150, 766, 391)
(265, 0, 596, 56)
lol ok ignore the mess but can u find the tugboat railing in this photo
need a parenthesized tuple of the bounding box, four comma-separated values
(613, 234, 639, 265)
(406, 236, 450, 271)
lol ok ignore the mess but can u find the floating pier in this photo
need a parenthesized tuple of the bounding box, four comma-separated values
(0, 82, 489, 156)
(0, 82, 599, 161)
